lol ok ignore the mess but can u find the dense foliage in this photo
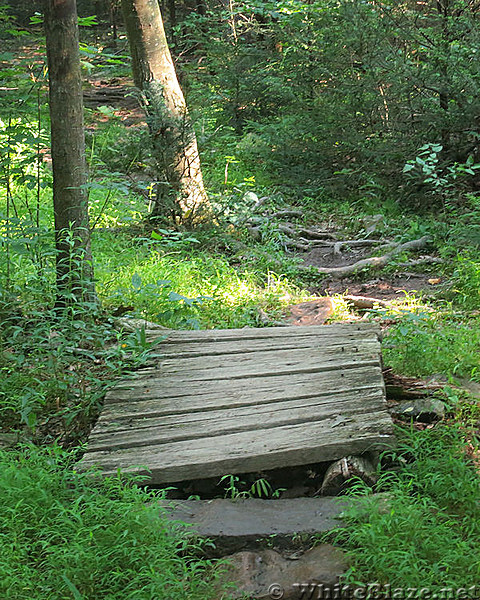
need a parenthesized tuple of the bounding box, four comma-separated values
(170, 0, 480, 206)
(336, 425, 480, 590)
(0, 445, 221, 600)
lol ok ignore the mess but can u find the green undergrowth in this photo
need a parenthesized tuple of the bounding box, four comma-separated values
(334, 425, 480, 591)
(0, 445, 223, 600)
(94, 229, 307, 329)
(0, 295, 158, 437)
(382, 311, 480, 382)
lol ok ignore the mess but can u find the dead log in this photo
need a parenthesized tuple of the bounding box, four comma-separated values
(383, 368, 445, 400)
(303, 236, 430, 278)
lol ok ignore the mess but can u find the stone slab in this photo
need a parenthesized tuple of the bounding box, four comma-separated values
(162, 497, 346, 554)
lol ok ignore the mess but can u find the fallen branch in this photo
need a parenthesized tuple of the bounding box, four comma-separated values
(302, 235, 431, 278)
(344, 295, 391, 310)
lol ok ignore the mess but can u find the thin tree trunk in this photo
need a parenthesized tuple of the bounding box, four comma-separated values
(109, 0, 118, 47)
(44, 0, 95, 305)
(121, 0, 210, 225)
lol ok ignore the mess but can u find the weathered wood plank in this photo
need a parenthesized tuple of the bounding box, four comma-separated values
(156, 340, 379, 372)
(150, 322, 378, 344)
(88, 388, 387, 450)
(80, 324, 393, 484)
(153, 332, 380, 359)
(111, 351, 379, 389)
(90, 387, 383, 439)
(81, 413, 395, 483)
(102, 367, 384, 418)
(153, 339, 379, 368)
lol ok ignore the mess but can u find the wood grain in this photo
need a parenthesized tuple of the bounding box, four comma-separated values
(79, 324, 394, 483)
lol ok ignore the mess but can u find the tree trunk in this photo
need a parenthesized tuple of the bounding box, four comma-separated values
(121, 0, 210, 225)
(44, 0, 95, 305)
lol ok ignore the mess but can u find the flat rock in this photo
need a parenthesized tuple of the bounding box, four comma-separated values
(218, 545, 347, 599)
(284, 298, 334, 326)
(162, 497, 346, 554)
(391, 398, 445, 422)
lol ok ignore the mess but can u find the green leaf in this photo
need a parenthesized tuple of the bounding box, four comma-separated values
(131, 273, 142, 290)
(61, 574, 84, 600)
(168, 291, 187, 302)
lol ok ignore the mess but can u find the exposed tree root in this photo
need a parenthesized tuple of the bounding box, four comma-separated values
(269, 209, 304, 219)
(277, 223, 337, 240)
(333, 239, 385, 255)
(303, 235, 431, 278)
(396, 256, 444, 267)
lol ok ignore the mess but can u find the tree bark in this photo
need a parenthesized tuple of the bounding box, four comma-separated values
(121, 0, 210, 225)
(44, 0, 95, 305)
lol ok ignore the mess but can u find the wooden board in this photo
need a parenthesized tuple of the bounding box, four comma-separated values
(79, 323, 395, 483)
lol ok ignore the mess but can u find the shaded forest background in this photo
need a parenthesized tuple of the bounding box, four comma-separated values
(6, 0, 480, 213)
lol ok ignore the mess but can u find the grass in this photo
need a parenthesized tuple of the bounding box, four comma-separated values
(333, 425, 480, 591)
(0, 445, 223, 600)
(2, 29, 480, 598)
(94, 229, 307, 329)
(383, 311, 480, 382)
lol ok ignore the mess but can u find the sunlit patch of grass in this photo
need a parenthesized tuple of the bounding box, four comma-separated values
(326, 291, 435, 324)
(327, 295, 357, 322)
(93, 231, 309, 329)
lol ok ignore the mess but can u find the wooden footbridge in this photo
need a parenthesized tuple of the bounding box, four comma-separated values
(79, 322, 395, 483)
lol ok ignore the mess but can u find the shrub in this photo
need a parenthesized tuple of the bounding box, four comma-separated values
(0, 445, 221, 600)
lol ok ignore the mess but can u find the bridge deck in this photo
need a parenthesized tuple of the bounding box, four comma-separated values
(79, 323, 395, 483)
